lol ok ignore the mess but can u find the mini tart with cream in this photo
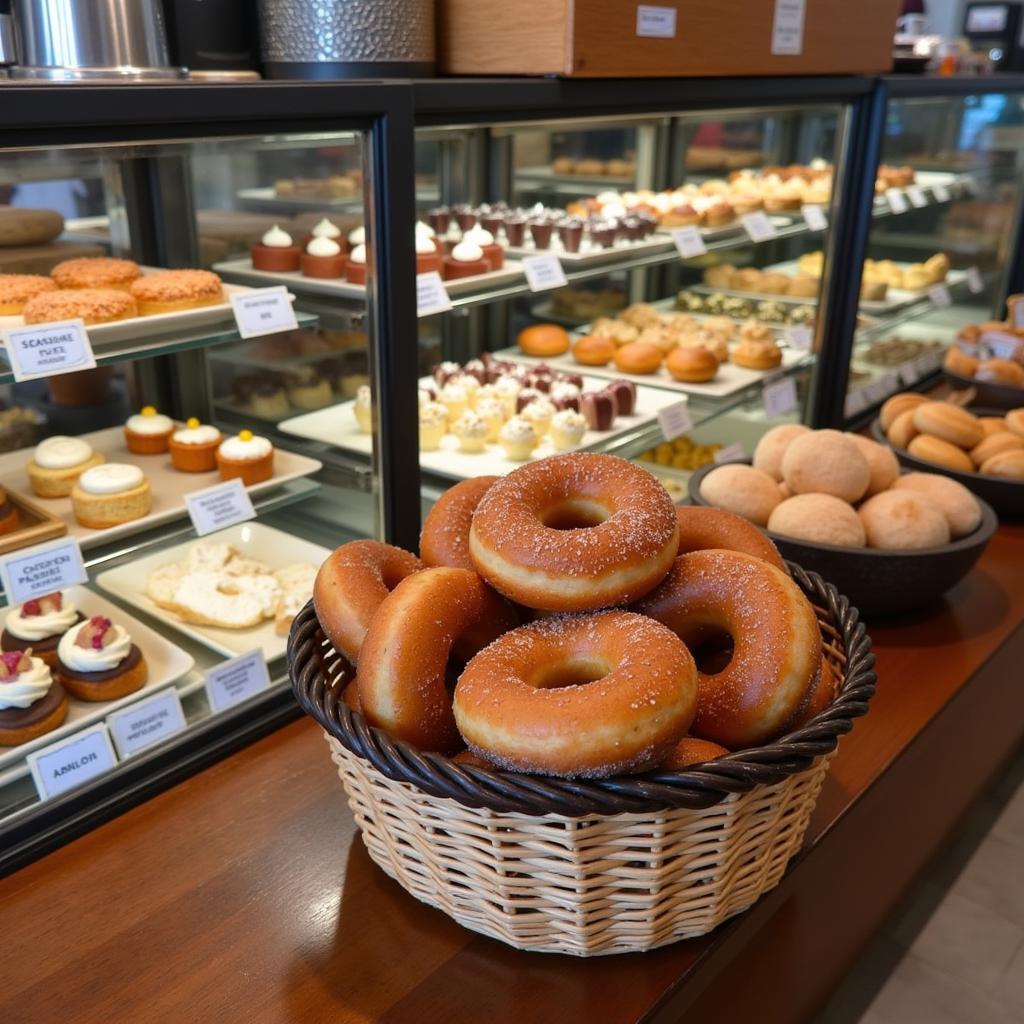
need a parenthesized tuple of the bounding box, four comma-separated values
(0, 484, 18, 536)
(216, 429, 274, 485)
(124, 405, 175, 454)
(27, 436, 105, 498)
(462, 225, 503, 272)
(346, 243, 368, 285)
(1, 592, 83, 670)
(0, 650, 68, 746)
(169, 417, 222, 473)
(443, 240, 489, 280)
(71, 463, 152, 529)
(300, 235, 347, 279)
(251, 224, 301, 272)
(56, 616, 147, 702)
(130, 269, 224, 315)
(415, 233, 442, 274)
(310, 218, 346, 249)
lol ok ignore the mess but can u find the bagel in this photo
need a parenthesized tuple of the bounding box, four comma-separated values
(420, 476, 499, 570)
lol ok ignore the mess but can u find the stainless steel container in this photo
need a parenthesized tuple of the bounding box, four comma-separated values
(258, 0, 435, 79)
(11, 0, 185, 79)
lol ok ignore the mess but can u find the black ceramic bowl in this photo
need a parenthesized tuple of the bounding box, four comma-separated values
(944, 368, 1024, 411)
(870, 410, 1024, 519)
(688, 460, 998, 616)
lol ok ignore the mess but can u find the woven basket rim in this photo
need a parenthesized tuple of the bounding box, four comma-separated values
(288, 561, 876, 817)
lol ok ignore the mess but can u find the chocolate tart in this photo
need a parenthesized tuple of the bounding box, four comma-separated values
(1, 611, 84, 669)
(58, 644, 147, 702)
(0, 681, 68, 746)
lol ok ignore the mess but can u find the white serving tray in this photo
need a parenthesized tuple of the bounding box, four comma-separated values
(656, 214, 793, 241)
(0, 426, 322, 551)
(0, 585, 195, 773)
(96, 522, 330, 662)
(279, 373, 684, 481)
(503, 234, 673, 266)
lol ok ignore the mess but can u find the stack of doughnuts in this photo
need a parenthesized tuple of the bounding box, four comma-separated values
(699, 423, 983, 549)
(313, 452, 831, 780)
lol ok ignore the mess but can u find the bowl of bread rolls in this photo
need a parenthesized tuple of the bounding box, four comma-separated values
(689, 424, 997, 615)
(871, 392, 1024, 517)
(942, 297, 1024, 410)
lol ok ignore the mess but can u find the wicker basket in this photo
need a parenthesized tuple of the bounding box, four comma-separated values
(289, 563, 876, 956)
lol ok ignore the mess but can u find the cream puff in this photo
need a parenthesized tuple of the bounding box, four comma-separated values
(56, 615, 147, 702)
(27, 436, 105, 498)
(0, 650, 68, 746)
(71, 464, 152, 529)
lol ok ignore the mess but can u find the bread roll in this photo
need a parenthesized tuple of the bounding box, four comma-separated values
(781, 429, 871, 503)
(767, 493, 865, 548)
(858, 491, 950, 550)
(880, 392, 928, 433)
(849, 434, 900, 496)
(752, 424, 811, 481)
(908, 434, 975, 473)
(892, 473, 982, 539)
(700, 464, 782, 527)
(0, 207, 64, 248)
(912, 402, 983, 450)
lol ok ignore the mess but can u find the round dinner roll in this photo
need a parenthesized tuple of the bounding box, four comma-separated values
(880, 392, 929, 433)
(858, 491, 950, 550)
(970, 431, 1024, 467)
(980, 449, 1024, 480)
(752, 423, 811, 481)
(781, 429, 871, 503)
(907, 434, 975, 473)
(912, 402, 983, 451)
(887, 408, 920, 449)
(1006, 409, 1024, 438)
(849, 434, 900, 496)
(699, 463, 783, 527)
(892, 473, 982, 539)
(979, 416, 1008, 437)
(767, 493, 866, 548)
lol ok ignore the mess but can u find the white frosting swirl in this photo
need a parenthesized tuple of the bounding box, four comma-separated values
(311, 218, 341, 239)
(219, 434, 273, 460)
(126, 412, 173, 435)
(58, 622, 132, 673)
(464, 225, 495, 246)
(306, 235, 341, 257)
(78, 463, 145, 496)
(415, 235, 436, 254)
(349, 243, 367, 265)
(261, 225, 293, 247)
(500, 417, 536, 442)
(34, 436, 93, 470)
(348, 226, 366, 246)
(0, 656, 53, 709)
(4, 597, 78, 642)
(451, 240, 484, 263)
(172, 424, 221, 446)
(415, 221, 436, 238)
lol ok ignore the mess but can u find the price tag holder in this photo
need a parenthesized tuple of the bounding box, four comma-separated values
(0, 536, 87, 606)
(928, 284, 952, 308)
(185, 477, 256, 538)
(885, 188, 909, 215)
(713, 442, 747, 464)
(786, 325, 814, 351)
(230, 286, 298, 340)
(966, 266, 984, 294)
(906, 186, 928, 208)
(801, 204, 827, 232)
(205, 648, 270, 714)
(932, 183, 951, 203)
(671, 226, 707, 259)
(636, 4, 677, 37)
(107, 687, 187, 759)
(1, 319, 96, 382)
(27, 723, 118, 801)
(982, 330, 1022, 361)
(416, 271, 452, 317)
(657, 398, 692, 441)
(742, 211, 777, 243)
(522, 254, 568, 292)
(762, 375, 798, 418)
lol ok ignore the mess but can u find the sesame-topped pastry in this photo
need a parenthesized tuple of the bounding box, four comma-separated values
(251, 224, 301, 272)
(130, 269, 224, 315)
(0, 273, 57, 315)
(124, 405, 175, 455)
(1, 592, 83, 670)
(56, 615, 147, 702)
(71, 463, 152, 529)
(169, 417, 222, 473)
(27, 436, 105, 498)
(300, 235, 347, 279)
(51, 257, 142, 292)
(0, 650, 68, 746)
(22, 287, 137, 326)
(216, 429, 275, 485)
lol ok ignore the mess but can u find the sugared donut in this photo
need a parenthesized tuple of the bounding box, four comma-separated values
(858, 491, 950, 550)
(633, 549, 822, 748)
(469, 453, 679, 611)
(787, 656, 835, 729)
(781, 430, 870, 503)
(358, 567, 518, 752)
(342, 679, 362, 712)
(420, 476, 498, 570)
(752, 423, 810, 481)
(699, 463, 782, 526)
(768, 494, 866, 548)
(313, 540, 423, 664)
(675, 506, 787, 571)
(849, 434, 900, 496)
(659, 736, 730, 769)
(453, 611, 697, 777)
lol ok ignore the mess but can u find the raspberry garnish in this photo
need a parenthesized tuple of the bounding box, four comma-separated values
(75, 616, 113, 651)
(22, 599, 40, 616)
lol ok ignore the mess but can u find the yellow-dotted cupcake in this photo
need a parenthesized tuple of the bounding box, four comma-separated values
(499, 416, 538, 461)
(216, 429, 274, 485)
(419, 402, 448, 451)
(452, 411, 489, 454)
(124, 406, 175, 454)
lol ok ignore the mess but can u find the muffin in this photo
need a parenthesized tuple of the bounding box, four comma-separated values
(216, 430, 275, 485)
(168, 418, 222, 473)
(27, 436, 105, 498)
(71, 464, 152, 528)
(124, 406, 174, 454)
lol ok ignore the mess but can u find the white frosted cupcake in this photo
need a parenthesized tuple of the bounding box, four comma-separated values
(475, 397, 506, 442)
(452, 410, 489, 454)
(439, 381, 469, 422)
(521, 397, 556, 437)
(549, 409, 588, 451)
(419, 401, 448, 451)
(354, 385, 373, 433)
(493, 376, 522, 416)
(499, 416, 538, 461)
(453, 373, 480, 400)
(472, 383, 501, 409)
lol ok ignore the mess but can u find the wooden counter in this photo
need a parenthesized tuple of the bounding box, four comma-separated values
(3, 523, 1024, 1024)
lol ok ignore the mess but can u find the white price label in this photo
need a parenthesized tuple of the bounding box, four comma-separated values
(205, 648, 270, 713)
(966, 266, 984, 294)
(184, 477, 256, 537)
(2, 319, 96, 382)
(0, 537, 86, 606)
(522, 254, 568, 292)
(801, 204, 827, 232)
(230, 286, 298, 340)
(713, 443, 747, 464)
(932, 183, 951, 203)
(899, 361, 920, 386)
(27, 724, 117, 801)
(928, 284, 952, 308)
(636, 4, 677, 37)
(107, 687, 187, 759)
(416, 271, 452, 317)
(657, 399, 692, 441)
(906, 186, 928, 208)
(742, 211, 777, 243)
(771, 0, 806, 54)
(763, 375, 798, 417)
(671, 226, 707, 259)
(982, 330, 1022, 361)
(844, 388, 871, 418)
(885, 188, 909, 215)
(786, 325, 814, 351)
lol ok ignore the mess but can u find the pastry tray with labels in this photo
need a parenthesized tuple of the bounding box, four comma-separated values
(502, 234, 673, 267)
(655, 214, 793, 242)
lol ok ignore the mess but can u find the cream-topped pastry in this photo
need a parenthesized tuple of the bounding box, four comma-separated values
(440, 381, 469, 420)
(415, 234, 437, 254)
(0, 649, 67, 745)
(4, 592, 78, 643)
(415, 221, 436, 239)
(348, 226, 366, 247)
(219, 432, 272, 461)
(27, 440, 104, 499)
(521, 397, 555, 436)
(349, 243, 367, 265)
(78, 463, 145, 495)
(311, 218, 342, 239)
(34, 436, 94, 471)
(172, 421, 220, 446)
(126, 407, 173, 435)
(549, 409, 588, 451)
(463, 225, 495, 247)
(216, 429, 275, 485)
(419, 401, 448, 451)
(58, 617, 132, 673)
(306, 235, 342, 257)
(475, 397, 506, 441)
(450, 240, 484, 263)
(169, 417, 222, 473)
(452, 410, 489, 453)
(0, 653, 53, 709)
(71, 464, 151, 528)
(261, 225, 294, 247)
(499, 415, 538, 461)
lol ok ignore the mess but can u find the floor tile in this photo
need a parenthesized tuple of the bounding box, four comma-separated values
(993, 939, 1024, 1018)
(815, 935, 905, 1024)
(953, 835, 1024, 929)
(991, 782, 1024, 848)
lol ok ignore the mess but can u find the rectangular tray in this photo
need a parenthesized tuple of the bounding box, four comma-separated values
(0, 426, 322, 551)
(96, 522, 330, 662)
(656, 214, 793, 242)
(503, 234, 673, 266)
(0, 487, 67, 556)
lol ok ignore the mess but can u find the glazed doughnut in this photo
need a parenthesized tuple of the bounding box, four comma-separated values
(1006, 409, 1024, 438)
(518, 324, 570, 357)
(888, 408, 920, 450)
(469, 452, 679, 611)
(659, 736, 730, 769)
(880, 392, 929, 433)
(699, 463, 783, 527)
(633, 549, 822, 748)
(675, 506, 787, 571)
(752, 423, 810, 480)
(358, 567, 518, 752)
(313, 540, 423, 664)
(908, 434, 975, 473)
(912, 402, 983, 450)
(420, 476, 498, 570)
(613, 341, 663, 375)
(572, 335, 615, 366)
(453, 611, 697, 777)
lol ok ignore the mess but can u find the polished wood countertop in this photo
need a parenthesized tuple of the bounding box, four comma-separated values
(3, 523, 1024, 1024)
